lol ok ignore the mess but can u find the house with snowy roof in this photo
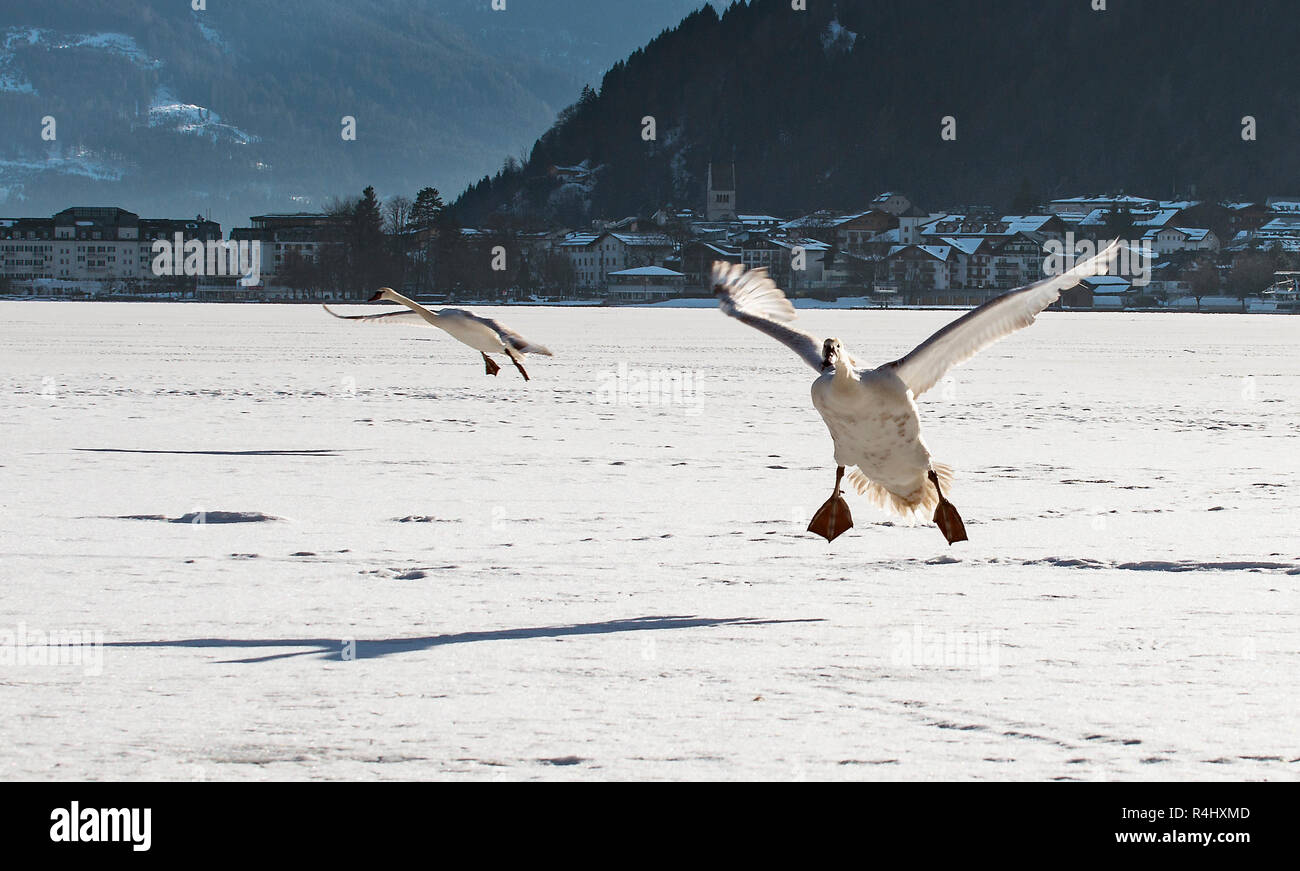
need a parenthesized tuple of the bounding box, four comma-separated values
(1246, 215, 1300, 252)
(770, 237, 831, 288)
(827, 210, 899, 252)
(937, 237, 990, 287)
(737, 235, 830, 288)
(987, 232, 1052, 289)
(1074, 206, 1186, 238)
(1144, 260, 1193, 301)
(919, 214, 1066, 243)
(910, 217, 1061, 288)
(1060, 274, 1135, 309)
(1265, 197, 1300, 213)
(1048, 194, 1158, 216)
(880, 244, 961, 293)
(681, 240, 741, 288)
(558, 230, 675, 289)
(870, 192, 916, 216)
(1222, 201, 1273, 235)
(774, 210, 894, 252)
(1142, 226, 1220, 255)
(606, 265, 686, 301)
(1258, 215, 1300, 234)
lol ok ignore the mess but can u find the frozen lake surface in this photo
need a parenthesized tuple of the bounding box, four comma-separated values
(1, 301, 1297, 781)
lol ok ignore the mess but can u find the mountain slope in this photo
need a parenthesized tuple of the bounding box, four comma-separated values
(0, 0, 721, 228)
(452, 0, 1300, 224)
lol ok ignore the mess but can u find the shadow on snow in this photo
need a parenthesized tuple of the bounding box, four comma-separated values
(97, 615, 824, 663)
(76, 448, 339, 457)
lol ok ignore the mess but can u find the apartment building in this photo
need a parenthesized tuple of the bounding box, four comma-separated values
(1, 207, 221, 294)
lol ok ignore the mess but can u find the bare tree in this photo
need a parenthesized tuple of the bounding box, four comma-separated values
(1186, 257, 1219, 311)
(281, 248, 318, 301)
(323, 195, 360, 218)
(539, 251, 576, 297)
(384, 195, 413, 235)
(1228, 251, 1274, 311)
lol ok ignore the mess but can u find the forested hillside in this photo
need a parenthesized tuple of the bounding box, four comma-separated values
(453, 0, 1300, 224)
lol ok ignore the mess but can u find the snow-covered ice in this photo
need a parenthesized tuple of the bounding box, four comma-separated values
(0, 302, 1296, 781)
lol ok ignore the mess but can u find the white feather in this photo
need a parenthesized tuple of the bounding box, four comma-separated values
(323, 293, 551, 358)
(889, 240, 1123, 397)
(712, 252, 1107, 527)
(712, 261, 823, 371)
(711, 262, 797, 323)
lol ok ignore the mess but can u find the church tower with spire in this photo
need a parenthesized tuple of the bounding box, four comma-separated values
(706, 162, 737, 221)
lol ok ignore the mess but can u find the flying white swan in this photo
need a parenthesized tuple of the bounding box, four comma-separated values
(713, 241, 1121, 543)
(323, 288, 552, 380)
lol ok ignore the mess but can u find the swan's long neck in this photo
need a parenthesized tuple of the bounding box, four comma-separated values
(831, 350, 855, 386)
(385, 291, 441, 325)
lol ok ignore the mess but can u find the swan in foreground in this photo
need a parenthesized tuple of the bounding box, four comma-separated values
(713, 242, 1121, 543)
(323, 288, 552, 380)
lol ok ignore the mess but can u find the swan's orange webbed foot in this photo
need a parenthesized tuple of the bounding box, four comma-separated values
(808, 466, 853, 542)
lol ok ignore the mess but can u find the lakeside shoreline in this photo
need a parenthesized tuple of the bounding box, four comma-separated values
(1, 297, 1292, 314)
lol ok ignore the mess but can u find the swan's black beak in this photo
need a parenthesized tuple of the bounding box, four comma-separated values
(367, 291, 384, 302)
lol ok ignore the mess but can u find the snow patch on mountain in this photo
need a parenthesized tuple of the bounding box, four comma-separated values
(57, 32, 163, 68)
(0, 70, 36, 94)
(0, 27, 41, 93)
(1, 26, 42, 51)
(196, 21, 225, 48)
(0, 148, 125, 182)
(0, 26, 163, 92)
(192, 10, 227, 50)
(821, 18, 857, 55)
(1, 27, 162, 68)
(149, 87, 259, 145)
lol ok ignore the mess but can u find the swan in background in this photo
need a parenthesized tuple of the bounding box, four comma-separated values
(713, 241, 1121, 543)
(323, 288, 552, 380)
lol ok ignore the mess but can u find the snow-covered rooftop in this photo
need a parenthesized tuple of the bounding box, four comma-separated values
(939, 237, 985, 255)
(1142, 227, 1214, 240)
(887, 244, 953, 261)
(1081, 274, 1133, 289)
(608, 266, 684, 277)
(608, 232, 673, 247)
(770, 238, 830, 251)
(1079, 208, 1182, 229)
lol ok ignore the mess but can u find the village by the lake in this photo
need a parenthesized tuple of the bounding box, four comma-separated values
(4, 178, 1299, 312)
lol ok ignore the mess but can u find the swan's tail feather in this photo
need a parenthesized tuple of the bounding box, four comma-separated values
(847, 463, 955, 523)
(509, 338, 552, 356)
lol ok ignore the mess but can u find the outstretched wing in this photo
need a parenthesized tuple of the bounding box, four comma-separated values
(321, 305, 427, 327)
(889, 240, 1123, 397)
(446, 309, 553, 356)
(713, 262, 823, 372)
